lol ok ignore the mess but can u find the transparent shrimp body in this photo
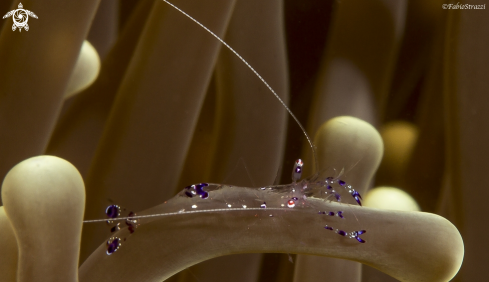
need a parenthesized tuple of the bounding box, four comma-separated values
(174, 159, 362, 215)
(97, 160, 367, 255)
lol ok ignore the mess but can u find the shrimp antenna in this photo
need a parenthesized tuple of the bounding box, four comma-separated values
(162, 0, 319, 173)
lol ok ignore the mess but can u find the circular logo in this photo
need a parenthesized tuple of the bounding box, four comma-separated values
(13, 9, 28, 27)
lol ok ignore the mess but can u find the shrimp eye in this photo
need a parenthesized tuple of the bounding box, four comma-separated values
(291, 159, 304, 182)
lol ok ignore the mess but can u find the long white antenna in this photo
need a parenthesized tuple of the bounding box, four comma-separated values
(162, 0, 319, 173)
(83, 207, 287, 223)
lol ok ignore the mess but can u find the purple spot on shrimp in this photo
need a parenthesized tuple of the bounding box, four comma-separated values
(337, 230, 347, 236)
(195, 184, 204, 191)
(324, 225, 333, 230)
(106, 238, 120, 255)
(337, 211, 344, 219)
(295, 167, 302, 173)
(334, 192, 341, 201)
(328, 212, 335, 216)
(261, 202, 267, 208)
(184, 185, 194, 197)
(353, 196, 362, 206)
(352, 190, 363, 200)
(356, 237, 366, 243)
(195, 184, 209, 198)
(105, 205, 120, 218)
(110, 226, 119, 233)
(339, 180, 346, 186)
(326, 185, 333, 190)
(185, 183, 209, 199)
(357, 230, 366, 235)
